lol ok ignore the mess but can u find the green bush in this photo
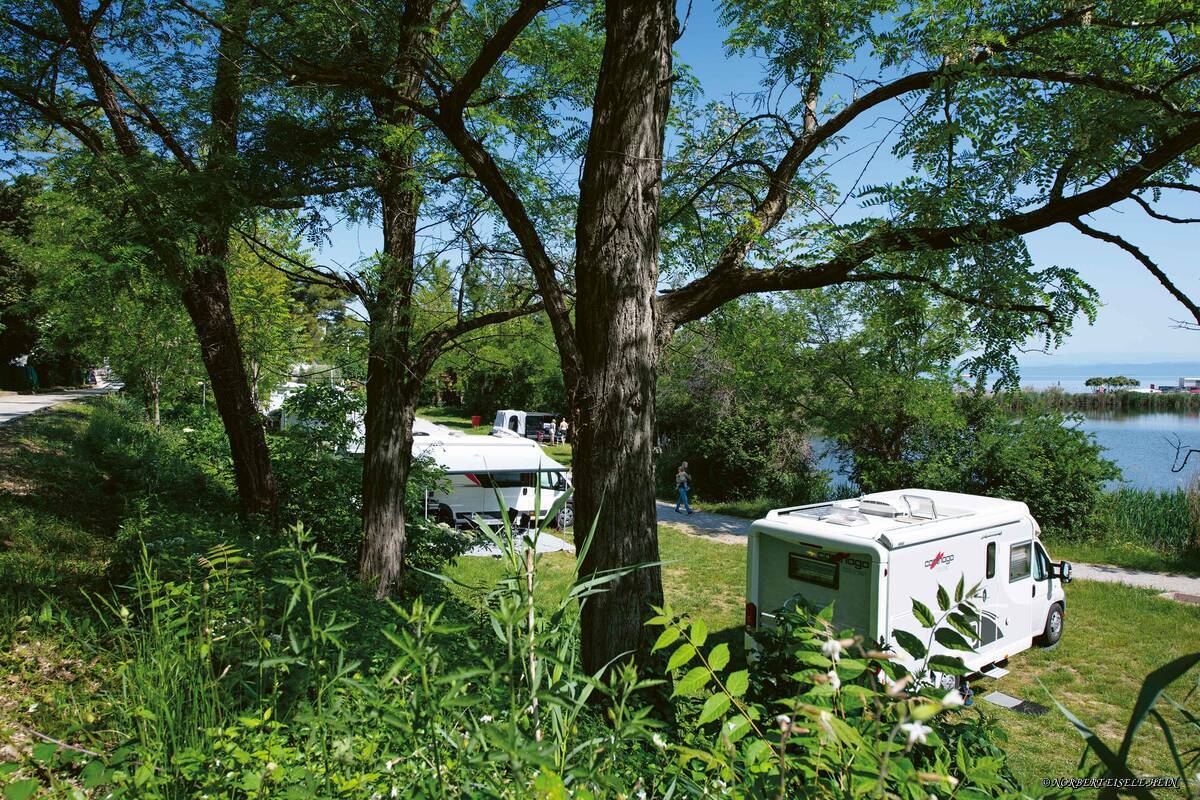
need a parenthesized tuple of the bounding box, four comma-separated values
(842, 396, 1119, 536)
(457, 358, 566, 417)
(656, 406, 830, 505)
(920, 407, 1119, 536)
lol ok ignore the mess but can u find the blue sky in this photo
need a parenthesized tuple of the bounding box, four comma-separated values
(315, 2, 1199, 365)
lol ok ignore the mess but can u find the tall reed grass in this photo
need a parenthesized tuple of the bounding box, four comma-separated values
(1003, 388, 1200, 414)
(1089, 487, 1199, 553)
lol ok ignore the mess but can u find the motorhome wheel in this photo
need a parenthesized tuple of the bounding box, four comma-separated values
(555, 503, 574, 530)
(1039, 603, 1064, 647)
(436, 504, 456, 528)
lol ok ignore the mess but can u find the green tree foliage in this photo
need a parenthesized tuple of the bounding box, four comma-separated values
(16, 190, 204, 422)
(658, 298, 829, 504)
(1084, 375, 1141, 391)
(789, 285, 1119, 533)
(0, 177, 39, 361)
(431, 314, 565, 415)
(227, 240, 312, 406)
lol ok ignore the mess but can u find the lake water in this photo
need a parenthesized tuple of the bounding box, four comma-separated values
(1077, 411, 1200, 491)
(813, 410, 1200, 492)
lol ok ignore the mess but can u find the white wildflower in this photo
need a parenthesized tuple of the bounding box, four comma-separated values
(941, 689, 964, 708)
(775, 714, 791, 730)
(900, 721, 932, 746)
(821, 638, 843, 662)
(479, 714, 493, 724)
(652, 733, 667, 749)
(827, 669, 841, 692)
(637, 790, 648, 800)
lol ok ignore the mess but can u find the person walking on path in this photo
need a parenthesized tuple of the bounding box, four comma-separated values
(558, 417, 569, 444)
(675, 462, 693, 514)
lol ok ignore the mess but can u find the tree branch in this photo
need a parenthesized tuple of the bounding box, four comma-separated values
(417, 297, 545, 372)
(1071, 218, 1200, 326)
(442, 0, 550, 112)
(843, 270, 1056, 324)
(1130, 193, 1200, 224)
(234, 226, 363, 299)
(659, 119, 1200, 327)
(430, 109, 579, 374)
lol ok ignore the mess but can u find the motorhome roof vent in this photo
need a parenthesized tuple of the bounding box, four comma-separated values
(859, 494, 941, 523)
(824, 510, 869, 527)
(859, 498, 902, 518)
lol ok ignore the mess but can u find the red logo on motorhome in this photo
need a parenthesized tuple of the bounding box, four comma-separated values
(926, 552, 952, 569)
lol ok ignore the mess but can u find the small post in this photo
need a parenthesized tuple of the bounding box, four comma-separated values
(525, 545, 542, 742)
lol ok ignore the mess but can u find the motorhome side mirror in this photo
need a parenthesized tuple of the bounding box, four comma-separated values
(1057, 561, 1072, 583)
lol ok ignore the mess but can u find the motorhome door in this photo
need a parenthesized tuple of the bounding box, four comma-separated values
(975, 528, 1025, 659)
(1029, 541, 1056, 637)
(978, 530, 1035, 659)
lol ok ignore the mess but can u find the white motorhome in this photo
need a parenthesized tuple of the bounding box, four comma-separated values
(745, 489, 1071, 685)
(491, 409, 562, 441)
(415, 436, 573, 530)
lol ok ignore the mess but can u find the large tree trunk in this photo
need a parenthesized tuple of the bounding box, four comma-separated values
(357, 97, 422, 596)
(181, 252, 278, 517)
(360, 353, 418, 597)
(572, 0, 676, 675)
(183, 0, 276, 519)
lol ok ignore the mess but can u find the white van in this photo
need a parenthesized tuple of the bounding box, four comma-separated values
(491, 409, 561, 441)
(745, 489, 1071, 685)
(415, 436, 573, 530)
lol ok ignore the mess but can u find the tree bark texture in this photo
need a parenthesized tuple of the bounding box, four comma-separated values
(360, 352, 418, 598)
(358, 93, 423, 596)
(572, 0, 676, 675)
(187, 0, 277, 519)
(181, 248, 278, 517)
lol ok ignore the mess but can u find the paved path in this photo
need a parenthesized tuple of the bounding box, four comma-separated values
(657, 501, 1200, 596)
(656, 500, 753, 543)
(1069, 562, 1200, 595)
(0, 384, 117, 426)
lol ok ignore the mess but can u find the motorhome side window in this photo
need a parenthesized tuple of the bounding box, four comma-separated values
(539, 471, 567, 490)
(985, 542, 996, 579)
(479, 472, 527, 488)
(1033, 543, 1051, 580)
(1009, 542, 1032, 582)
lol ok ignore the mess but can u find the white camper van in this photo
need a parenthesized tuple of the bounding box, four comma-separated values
(491, 409, 561, 441)
(745, 489, 1071, 684)
(415, 436, 573, 530)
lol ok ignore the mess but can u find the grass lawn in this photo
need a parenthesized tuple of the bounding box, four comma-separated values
(448, 524, 1200, 790)
(416, 406, 492, 435)
(0, 403, 119, 596)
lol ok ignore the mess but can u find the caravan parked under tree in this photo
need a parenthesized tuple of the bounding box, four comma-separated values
(416, 435, 573, 531)
(745, 489, 1072, 686)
